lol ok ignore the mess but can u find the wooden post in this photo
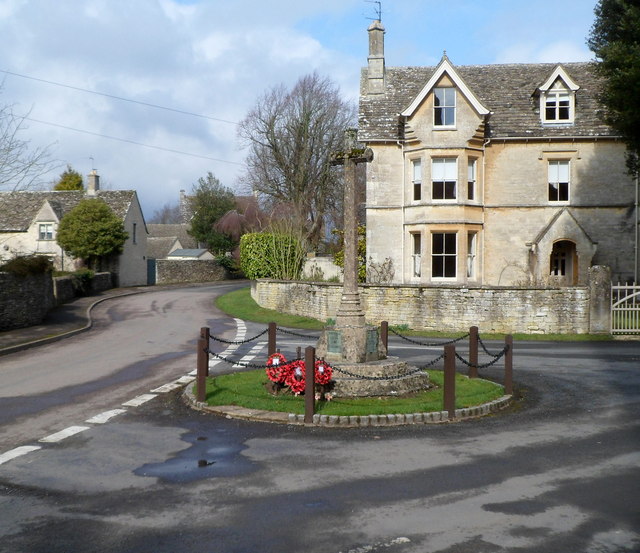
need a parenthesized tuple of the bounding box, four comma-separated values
(268, 322, 276, 356)
(297, 346, 302, 360)
(504, 335, 513, 395)
(444, 344, 456, 419)
(196, 337, 208, 402)
(304, 346, 316, 424)
(380, 321, 389, 353)
(200, 327, 210, 376)
(469, 326, 478, 378)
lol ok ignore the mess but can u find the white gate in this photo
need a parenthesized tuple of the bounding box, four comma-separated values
(611, 283, 640, 334)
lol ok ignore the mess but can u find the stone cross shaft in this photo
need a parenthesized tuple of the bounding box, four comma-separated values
(331, 132, 373, 328)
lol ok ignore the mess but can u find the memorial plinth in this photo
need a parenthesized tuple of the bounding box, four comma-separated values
(315, 130, 429, 397)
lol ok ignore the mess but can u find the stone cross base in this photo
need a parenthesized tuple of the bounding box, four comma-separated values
(329, 357, 431, 397)
(316, 324, 386, 364)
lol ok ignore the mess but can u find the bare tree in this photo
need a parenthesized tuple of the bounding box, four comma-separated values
(149, 202, 182, 224)
(0, 98, 54, 193)
(237, 72, 356, 248)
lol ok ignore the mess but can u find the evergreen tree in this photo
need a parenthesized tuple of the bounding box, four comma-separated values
(56, 199, 128, 270)
(187, 172, 235, 254)
(54, 164, 84, 190)
(588, 0, 640, 175)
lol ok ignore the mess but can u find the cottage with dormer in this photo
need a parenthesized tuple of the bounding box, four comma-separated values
(360, 20, 636, 287)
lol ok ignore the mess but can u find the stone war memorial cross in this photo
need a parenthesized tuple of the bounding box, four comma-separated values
(316, 129, 430, 397)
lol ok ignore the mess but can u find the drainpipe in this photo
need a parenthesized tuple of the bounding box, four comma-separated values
(482, 138, 490, 283)
(398, 138, 406, 283)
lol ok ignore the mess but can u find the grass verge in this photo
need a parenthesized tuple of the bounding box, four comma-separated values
(199, 369, 504, 416)
(215, 287, 324, 330)
(216, 286, 613, 341)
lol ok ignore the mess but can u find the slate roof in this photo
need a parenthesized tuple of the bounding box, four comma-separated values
(147, 236, 181, 259)
(358, 62, 613, 142)
(167, 248, 209, 258)
(147, 223, 197, 249)
(0, 190, 138, 232)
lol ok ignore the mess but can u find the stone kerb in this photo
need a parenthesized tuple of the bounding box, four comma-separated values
(182, 384, 513, 426)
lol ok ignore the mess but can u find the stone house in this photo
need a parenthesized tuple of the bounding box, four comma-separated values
(361, 20, 637, 288)
(0, 171, 148, 287)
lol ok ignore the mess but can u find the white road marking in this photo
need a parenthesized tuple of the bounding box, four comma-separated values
(0, 445, 42, 466)
(122, 394, 157, 407)
(85, 409, 127, 424)
(1, 318, 248, 466)
(151, 382, 183, 393)
(234, 318, 247, 342)
(39, 426, 90, 443)
(233, 342, 266, 367)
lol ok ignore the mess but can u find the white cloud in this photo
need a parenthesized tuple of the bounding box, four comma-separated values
(0, 0, 596, 218)
(0, 0, 25, 19)
(194, 33, 236, 62)
(536, 41, 593, 63)
(494, 41, 593, 64)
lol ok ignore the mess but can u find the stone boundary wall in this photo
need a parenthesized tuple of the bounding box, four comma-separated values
(0, 272, 54, 330)
(156, 259, 229, 285)
(302, 256, 342, 281)
(252, 267, 611, 334)
(53, 276, 76, 304)
(53, 272, 113, 304)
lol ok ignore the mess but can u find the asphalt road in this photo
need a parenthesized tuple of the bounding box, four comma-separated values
(0, 284, 639, 553)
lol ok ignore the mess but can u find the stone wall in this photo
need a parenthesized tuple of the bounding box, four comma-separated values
(0, 272, 54, 330)
(53, 272, 114, 304)
(90, 272, 113, 293)
(252, 266, 611, 334)
(156, 259, 229, 285)
(53, 276, 76, 304)
(302, 255, 343, 281)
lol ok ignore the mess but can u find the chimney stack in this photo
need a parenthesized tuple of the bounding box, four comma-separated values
(87, 169, 100, 195)
(367, 19, 385, 94)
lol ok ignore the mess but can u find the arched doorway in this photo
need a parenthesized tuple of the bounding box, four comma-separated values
(550, 240, 577, 285)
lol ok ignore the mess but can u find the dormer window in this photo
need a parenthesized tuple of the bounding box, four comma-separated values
(539, 66, 579, 125)
(434, 87, 456, 127)
(544, 82, 572, 123)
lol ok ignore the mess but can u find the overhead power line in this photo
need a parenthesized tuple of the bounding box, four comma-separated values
(24, 116, 244, 166)
(1, 68, 238, 126)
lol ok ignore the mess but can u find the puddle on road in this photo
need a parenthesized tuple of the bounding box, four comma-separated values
(133, 433, 256, 483)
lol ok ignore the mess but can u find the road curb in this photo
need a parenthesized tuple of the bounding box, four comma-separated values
(181, 380, 513, 427)
(0, 290, 143, 356)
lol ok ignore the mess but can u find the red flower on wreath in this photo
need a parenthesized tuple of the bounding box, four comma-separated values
(314, 360, 333, 385)
(285, 359, 306, 395)
(266, 352, 290, 384)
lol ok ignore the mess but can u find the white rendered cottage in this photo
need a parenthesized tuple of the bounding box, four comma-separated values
(0, 171, 148, 287)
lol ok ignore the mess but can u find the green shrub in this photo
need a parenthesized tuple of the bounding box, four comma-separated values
(0, 255, 53, 276)
(215, 254, 244, 278)
(240, 232, 305, 280)
(70, 268, 95, 295)
(332, 224, 366, 282)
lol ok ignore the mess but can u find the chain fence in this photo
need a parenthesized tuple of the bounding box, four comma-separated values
(275, 327, 320, 339)
(204, 323, 510, 385)
(388, 327, 469, 347)
(209, 328, 268, 345)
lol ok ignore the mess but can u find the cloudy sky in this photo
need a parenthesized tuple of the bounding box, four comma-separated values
(0, 0, 597, 219)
